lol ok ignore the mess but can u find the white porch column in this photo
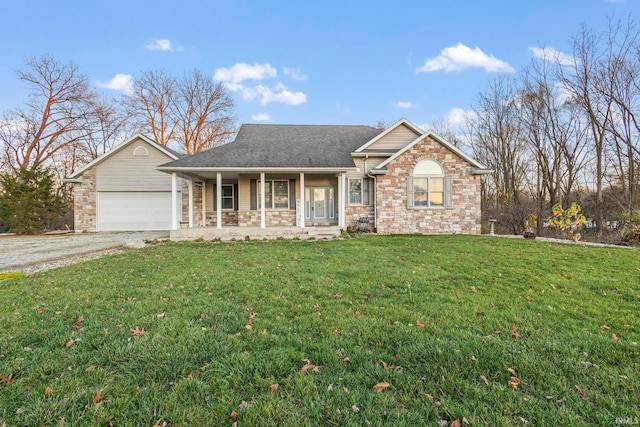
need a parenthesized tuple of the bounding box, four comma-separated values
(171, 172, 178, 230)
(299, 172, 305, 229)
(188, 179, 194, 228)
(338, 173, 346, 228)
(216, 172, 222, 229)
(260, 172, 266, 229)
(201, 181, 206, 226)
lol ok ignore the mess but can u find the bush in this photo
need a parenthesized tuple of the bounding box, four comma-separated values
(615, 211, 640, 246)
(0, 167, 68, 234)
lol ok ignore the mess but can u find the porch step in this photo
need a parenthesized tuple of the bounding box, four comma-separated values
(170, 225, 343, 241)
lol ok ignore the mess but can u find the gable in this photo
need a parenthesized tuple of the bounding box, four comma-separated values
(96, 140, 176, 191)
(64, 134, 180, 181)
(360, 123, 422, 151)
(373, 132, 491, 174)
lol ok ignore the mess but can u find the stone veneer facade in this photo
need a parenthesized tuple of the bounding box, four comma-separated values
(375, 135, 482, 235)
(73, 168, 97, 232)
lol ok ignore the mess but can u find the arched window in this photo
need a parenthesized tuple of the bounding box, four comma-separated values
(133, 146, 149, 156)
(411, 159, 447, 208)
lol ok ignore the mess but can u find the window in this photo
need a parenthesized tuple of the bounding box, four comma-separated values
(412, 160, 447, 208)
(257, 180, 289, 209)
(349, 179, 362, 205)
(221, 184, 234, 210)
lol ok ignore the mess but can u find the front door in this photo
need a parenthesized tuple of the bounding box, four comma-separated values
(305, 186, 336, 224)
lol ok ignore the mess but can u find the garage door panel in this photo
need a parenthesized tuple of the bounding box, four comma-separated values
(97, 192, 174, 231)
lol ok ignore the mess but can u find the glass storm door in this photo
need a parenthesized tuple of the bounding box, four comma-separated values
(305, 186, 336, 223)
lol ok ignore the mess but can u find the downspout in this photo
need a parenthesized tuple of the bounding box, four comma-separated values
(364, 154, 378, 232)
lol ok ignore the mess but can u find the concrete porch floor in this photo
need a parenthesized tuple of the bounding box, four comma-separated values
(170, 225, 343, 241)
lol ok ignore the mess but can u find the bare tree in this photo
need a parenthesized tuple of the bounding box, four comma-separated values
(174, 70, 235, 154)
(0, 56, 97, 172)
(125, 69, 236, 153)
(468, 76, 529, 233)
(125, 69, 176, 146)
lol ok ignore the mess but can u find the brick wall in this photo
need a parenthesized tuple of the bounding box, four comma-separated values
(375, 135, 482, 235)
(238, 210, 297, 227)
(73, 168, 97, 232)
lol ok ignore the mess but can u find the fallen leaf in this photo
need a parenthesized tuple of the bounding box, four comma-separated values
(301, 359, 321, 374)
(343, 386, 350, 394)
(334, 293, 343, 298)
(575, 385, 589, 401)
(373, 381, 390, 392)
(580, 361, 599, 368)
(416, 320, 425, 328)
(327, 384, 334, 391)
(450, 420, 461, 427)
(92, 389, 104, 405)
(508, 376, 521, 390)
(510, 325, 522, 339)
(45, 387, 54, 395)
(332, 329, 340, 336)
(425, 393, 434, 402)
(342, 357, 351, 363)
(156, 313, 166, 319)
(130, 327, 148, 337)
(469, 286, 477, 293)
(269, 383, 279, 393)
(84, 365, 97, 372)
(480, 375, 489, 385)
(0, 374, 13, 384)
(262, 329, 268, 335)
(230, 410, 238, 419)
(65, 339, 75, 348)
(352, 405, 360, 413)
(601, 324, 611, 329)
(245, 324, 253, 330)
(612, 333, 620, 341)
(434, 401, 442, 407)
(152, 418, 166, 427)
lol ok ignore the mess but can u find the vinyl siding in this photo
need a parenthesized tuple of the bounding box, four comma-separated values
(96, 141, 175, 191)
(365, 124, 420, 151)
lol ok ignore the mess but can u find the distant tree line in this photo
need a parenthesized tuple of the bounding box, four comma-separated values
(463, 16, 640, 243)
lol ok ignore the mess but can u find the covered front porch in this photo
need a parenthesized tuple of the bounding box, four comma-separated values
(165, 168, 353, 237)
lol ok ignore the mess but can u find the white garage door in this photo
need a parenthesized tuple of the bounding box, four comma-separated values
(97, 191, 174, 231)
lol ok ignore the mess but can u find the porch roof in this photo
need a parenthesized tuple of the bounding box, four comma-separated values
(158, 124, 382, 170)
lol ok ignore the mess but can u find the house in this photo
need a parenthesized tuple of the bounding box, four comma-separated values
(65, 118, 491, 237)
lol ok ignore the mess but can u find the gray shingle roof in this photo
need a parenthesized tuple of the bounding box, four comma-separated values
(159, 124, 383, 169)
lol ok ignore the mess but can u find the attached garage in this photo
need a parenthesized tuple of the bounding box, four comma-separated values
(64, 135, 183, 233)
(97, 191, 174, 231)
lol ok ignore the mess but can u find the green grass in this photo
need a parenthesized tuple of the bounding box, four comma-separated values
(0, 235, 638, 426)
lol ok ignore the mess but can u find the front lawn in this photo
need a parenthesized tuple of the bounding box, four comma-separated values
(0, 235, 638, 426)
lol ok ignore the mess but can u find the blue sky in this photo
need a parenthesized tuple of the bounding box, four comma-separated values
(0, 0, 637, 130)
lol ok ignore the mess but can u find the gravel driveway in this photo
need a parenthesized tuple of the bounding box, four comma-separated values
(0, 231, 169, 274)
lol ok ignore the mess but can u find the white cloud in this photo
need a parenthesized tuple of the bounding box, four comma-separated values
(240, 83, 307, 105)
(215, 63, 307, 106)
(214, 63, 278, 84)
(251, 113, 272, 122)
(145, 39, 183, 52)
(282, 67, 308, 81)
(417, 42, 514, 73)
(96, 73, 134, 95)
(446, 107, 476, 128)
(529, 46, 575, 67)
(395, 101, 413, 109)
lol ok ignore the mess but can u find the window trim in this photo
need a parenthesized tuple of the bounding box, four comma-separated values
(412, 159, 446, 209)
(257, 179, 290, 210)
(348, 178, 363, 205)
(221, 184, 234, 211)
